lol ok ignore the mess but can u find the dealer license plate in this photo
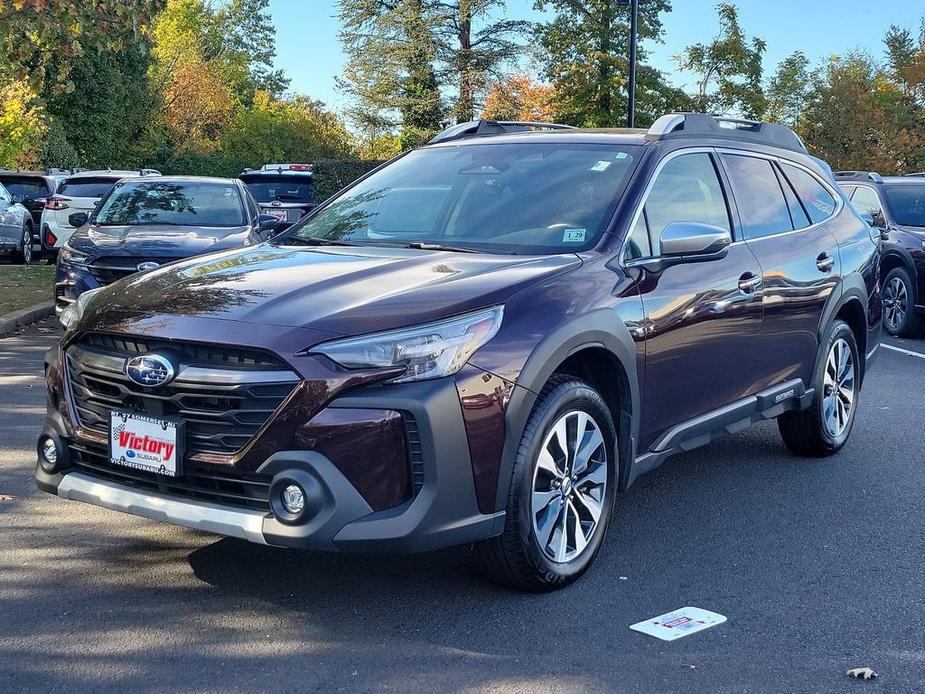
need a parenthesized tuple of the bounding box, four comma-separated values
(109, 411, 182, 477)
(267, 209, 288, 222)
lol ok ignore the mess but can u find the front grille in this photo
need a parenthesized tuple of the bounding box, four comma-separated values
(69, 441, 271, 511)
(66, 335, 300, 458)
(89, 257, 182, 285)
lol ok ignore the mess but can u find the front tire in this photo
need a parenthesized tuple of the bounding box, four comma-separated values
(11, 224, 33, 265)
(475, 375, 617, 591)
(882, 266, 921, 337)
(778, 319, 859, 457)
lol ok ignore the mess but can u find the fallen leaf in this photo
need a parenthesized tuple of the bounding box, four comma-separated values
(846, 667, 877, 680)
(0, 495, 13, 501)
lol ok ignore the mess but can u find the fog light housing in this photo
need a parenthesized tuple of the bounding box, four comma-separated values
(37, 434, 68, 474)
(281, 484, 305, 514)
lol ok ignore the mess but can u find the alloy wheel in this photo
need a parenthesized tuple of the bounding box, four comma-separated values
(884, 276, 908, 331)
(22, 229, 32, 263)
(531, 410, 608, 563)
(822, 337, 855, 438)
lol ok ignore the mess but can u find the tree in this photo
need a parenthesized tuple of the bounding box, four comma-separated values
(676, 2, 766, 118)
(338, 0, 444, 147)
(763, 51, 809, 128)
(42, 43, 158, 168)
(0, 78, 46, 168)
(0, 0, 163, 91)
(482, 73, 556, 121)
(533, 0, 691, 127)
(797, 53, 923, 173)
(433, 1, 528, 121)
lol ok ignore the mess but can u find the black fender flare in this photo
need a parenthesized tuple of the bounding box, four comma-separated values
(880, 242, 916, 275)
(490, 309, 641, 511)
(814, 274, 870, 387)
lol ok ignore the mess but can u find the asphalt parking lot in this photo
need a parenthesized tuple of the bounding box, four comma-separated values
(1, 320, 923, 693)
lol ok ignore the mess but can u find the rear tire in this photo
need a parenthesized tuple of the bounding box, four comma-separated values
(882, 266, 921, 337)
(475, 375, 617, 591)
(778, 319, 859, 457)
(11, 224, 33, 265)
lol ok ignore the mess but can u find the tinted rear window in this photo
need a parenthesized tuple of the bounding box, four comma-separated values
(779, 163, 836, 224)
(883, 183, 925, 227)
(241, 175, 314, 203)
(724, 155, 793, 239)
(0, 176, 51, 198)
(58, 177, 121, 198)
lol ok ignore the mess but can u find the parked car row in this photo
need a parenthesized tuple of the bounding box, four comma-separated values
(0, 163, 318, 267)
(36, 114, 883, 591)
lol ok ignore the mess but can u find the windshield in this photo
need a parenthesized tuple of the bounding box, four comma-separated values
(279, 143, 640, 254)
(884, 183, 925, 227)
(0, 177, 50, 199)
(241, 175, 314, 203)
(57, 177, 121, 198)
(95, 181, 245, 227)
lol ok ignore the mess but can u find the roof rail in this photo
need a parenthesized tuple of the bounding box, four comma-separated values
(904, 172, 925, 177)
(834, 171, 884, 183)
(428, 119, 576, 144)
(646, 112, 807, 153)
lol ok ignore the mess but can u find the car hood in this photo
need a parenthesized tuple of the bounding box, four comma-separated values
(85, 243, 581, 336)
(68, 223, 254, 258)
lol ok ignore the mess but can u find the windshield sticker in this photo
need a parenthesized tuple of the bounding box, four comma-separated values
(562, 228, 586, 243)
(616, 152, 629, 160)
(590, 160, 612, 172)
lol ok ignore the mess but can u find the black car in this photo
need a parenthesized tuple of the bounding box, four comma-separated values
(0, 169, 64, 249)
(239, 164, 316, 229)
(40, 115, 881, 591)
(837, 171, 925, 336)
(55, 175, 279, 317)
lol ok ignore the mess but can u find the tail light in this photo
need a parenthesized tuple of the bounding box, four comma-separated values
(45, 197, 70, 210)
(289, 164, 312, 171)
(45, 229, 57, 246)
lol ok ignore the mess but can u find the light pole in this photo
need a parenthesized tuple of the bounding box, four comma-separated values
(618, 0, 639, 128)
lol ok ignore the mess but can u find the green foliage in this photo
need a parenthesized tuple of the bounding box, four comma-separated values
(533, 0, 690, 127)
(676, 2, 766, 119)
(0, 78, 46, 168)
(764, 51, 809, 128)
(312, 160, 387, 202)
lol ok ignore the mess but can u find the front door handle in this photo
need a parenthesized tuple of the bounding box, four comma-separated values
(816, 253, 835, 273)
(738, 272, 762, 294)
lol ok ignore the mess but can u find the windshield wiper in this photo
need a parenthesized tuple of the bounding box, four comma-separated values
(406, 241, 481, 254)
(281, 236, 364, 247)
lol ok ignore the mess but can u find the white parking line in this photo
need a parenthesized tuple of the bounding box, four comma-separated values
(880, 343, 925, 360)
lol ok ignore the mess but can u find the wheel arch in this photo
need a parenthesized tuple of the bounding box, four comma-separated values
(880, 243, 915, 280)
(492, 310, 641, 511)
(816, 277, 869, 388)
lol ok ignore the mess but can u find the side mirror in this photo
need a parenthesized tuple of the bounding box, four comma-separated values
(11, 194, 23, 204)
(258, 214, 280, 232)
(660, 222, 731, 258)
(858, 211, 874, 227)
(68, 212, 89, 227)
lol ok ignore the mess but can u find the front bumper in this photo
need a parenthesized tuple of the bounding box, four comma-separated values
(37, 361, 507, 553)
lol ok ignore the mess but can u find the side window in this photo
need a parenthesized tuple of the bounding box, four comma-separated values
(724, 155, 793, 239)
(640, 152, 731, 257)
(774, 165, 811, 229)
(0, 184, 9, 202)
(780, 162, 836, 224)
(848, 186, 885, 228)
(244, 191, 259, 221)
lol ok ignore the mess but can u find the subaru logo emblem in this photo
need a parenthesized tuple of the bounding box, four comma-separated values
(270, 200, 282, 207)
(137, 261, 160, 272)
(126, 354, 175, 388)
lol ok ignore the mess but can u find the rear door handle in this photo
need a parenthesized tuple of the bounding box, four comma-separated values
(738, 272, 762, 294)
(816, 253, 835, 273)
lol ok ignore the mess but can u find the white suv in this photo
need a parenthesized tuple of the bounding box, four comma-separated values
(41, 169, 160, 253)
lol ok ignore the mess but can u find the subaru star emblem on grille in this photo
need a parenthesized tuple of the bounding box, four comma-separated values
(125, 354, 175, 387)
(137, 261, 160, 272)
(270, 200, 282, 207)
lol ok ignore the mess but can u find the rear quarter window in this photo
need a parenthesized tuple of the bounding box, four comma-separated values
(723, 154, 793, 239)
(779, 163, 836, 224)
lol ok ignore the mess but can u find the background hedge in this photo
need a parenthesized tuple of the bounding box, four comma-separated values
(312, 159, 386, 201)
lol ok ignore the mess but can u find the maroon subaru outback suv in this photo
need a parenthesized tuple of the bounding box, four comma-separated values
(37, 114, 881, 590)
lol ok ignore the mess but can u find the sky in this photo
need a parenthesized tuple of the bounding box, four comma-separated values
(268, 0, 925, 113)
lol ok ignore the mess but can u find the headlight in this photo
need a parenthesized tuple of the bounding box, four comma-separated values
(311, 306, 503, 383)
(58, 245, 91, 266)
(59, 287, 104, 331)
